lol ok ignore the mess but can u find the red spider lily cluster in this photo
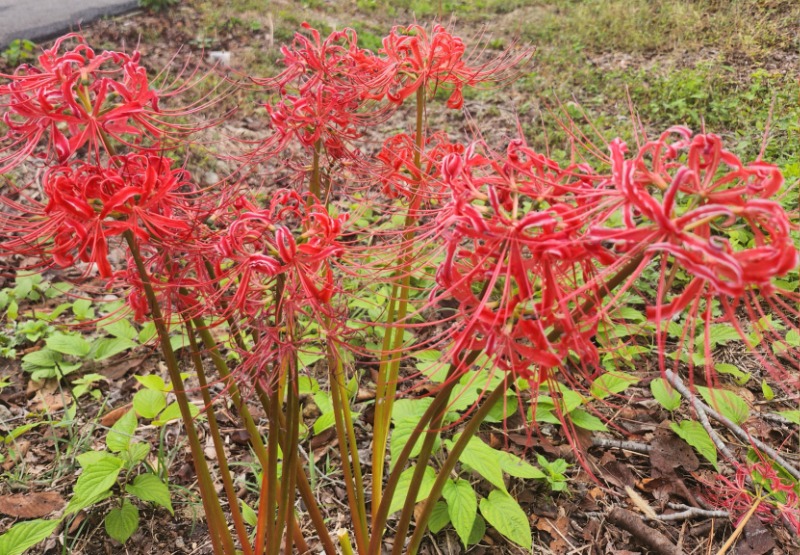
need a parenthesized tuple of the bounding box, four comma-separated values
(1, 23, 799, 554)
(702, 460, 800, 534)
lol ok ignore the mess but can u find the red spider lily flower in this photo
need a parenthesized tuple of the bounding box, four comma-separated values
(252, 24, 389, 163)
(701, 460, 800, 534)
(376, 131, 464, 202)
(358, 24, 529, 108)
(211, 189, 348, 320)
(0, 34, 218, 171)
(434, 138, 607, 382)
(1, 153, 195, 277)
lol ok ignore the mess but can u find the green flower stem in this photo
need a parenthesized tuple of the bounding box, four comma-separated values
(327, 345, 368, 553)
(371, 85, 427, 520)
(185, 319, 254, 555)
(123, 231, 235, 555)
(367, 351, 479, 554)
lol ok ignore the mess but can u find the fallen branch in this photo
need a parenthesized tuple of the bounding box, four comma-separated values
(664, 370, 800, 482)
(607, 507, 682, 555)
(592, 437, 652, 453)
(650, 507, 729, 522)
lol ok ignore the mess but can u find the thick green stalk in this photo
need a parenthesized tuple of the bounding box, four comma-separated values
(367, 351, 479, 554)
(327, 346, 369, 552)
(123, 231, 235, 555)
(371, 85, 427, 518)
(185, 320, 254, 555)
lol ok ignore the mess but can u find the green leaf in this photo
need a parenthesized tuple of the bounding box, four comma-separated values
(498, 452, 545, 479)
(569, 408, 609, 431)
(591, 371, 639, 399)
(650, 378, 681, 411)
(479, 490, 532, 549)
(124, 443, 150, 466)
(152, 401, 200, 426)
(428, 501, 450, 534)
(761, 380, 775, 401)
(390, 417, 437, 469)
(392, 398, 432, 421)
(105, 500, 139, 543)
(467, 514, 487, 545)
(696, 325, 741, 348)
(0, 519, 60, 555)
(126, 473, 173, 515)
(670, 420, 718, 469)
(778, 410, 800, 425)
(46, 332, 91, 357)
(67, 453, 124, 514)
(388, 465, 435, 514)
(100, 319, 138, 341)
(92, 337, 137, 361)
(241, 500, 257, 527)
(133, 389, 167, 419)
(714, 363, 751, 385)
(107, 410, 137, 453)
(695, 386, 750, 425)
(449, 435, 507, 492)
(138, 323, 157, 344)
(72, 298, 94, 321)
(443, 478, 477, 547)
(312, 411, 336, 435)
(135, 375, 167, 392)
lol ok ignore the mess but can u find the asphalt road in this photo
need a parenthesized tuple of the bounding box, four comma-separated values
(0, 0, 139, 51)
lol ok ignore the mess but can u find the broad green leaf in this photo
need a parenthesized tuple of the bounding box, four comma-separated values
(388, 465, 436, 514)
(650, 378, 681, 411)
(102, 319, 137, 340)
(133, 389, 167, 419)
(613, 306, 645, 322)
(452, 435, 506, 492)
(126, 473, 173, 515)
(696, 325, 741, 348)
(138, 323, 157, 344)
(107, 410, 137, 453)
(105, 500, 139, 543)
(92, 337, 137, 361)
(72, 299, 94, 320)
(785, 329, 800, 347)
(297, 348, 324, 367)
(479, 490, 532, 549)
(392, 398, 432, 421)
(312, 411, 336, 435)
(670, 420, 718, 469)
(428, 501, 450, 534)
(298, 376, 319, 394)
(241, 500, 257, 527)
(443, 478, 477, 547)
(695, 386, 750, 425)
(67, 453, 124, 514)
(778, 410, 800, 425)
(467, 514, 487, 545)
(714, 363, 751, 385)
(390, 417, 438, 469)
(135, 374, 168, 391)
(498, 452, 544, 479)
(591, 371, 639, 399)
(0, 519, 60, 555)
(569, 409, 609, 432)
(153, 402, 200, 426)
(124, 443, 150, 466)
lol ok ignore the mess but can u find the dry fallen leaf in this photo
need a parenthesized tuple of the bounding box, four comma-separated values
(0, 491, 65, 518)
(100, 403, 132, 427)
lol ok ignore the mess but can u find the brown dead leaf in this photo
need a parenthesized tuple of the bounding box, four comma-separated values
(0, 491, 65, 518)
(28, 379, 71, 412)
(650, 425, 699, 477)
(68, 512, 87, 533)
(2, 439, 29, 471)
(98, 355, 146, 380)
(100, 403, 132, 427)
